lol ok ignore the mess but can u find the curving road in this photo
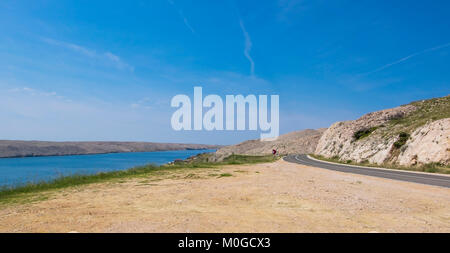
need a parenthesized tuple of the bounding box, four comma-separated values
(284, 154, 450, 188)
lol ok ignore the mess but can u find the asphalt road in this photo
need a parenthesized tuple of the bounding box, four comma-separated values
(284, 154, 450, 188)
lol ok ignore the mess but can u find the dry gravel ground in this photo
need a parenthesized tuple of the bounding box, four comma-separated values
(0, 160, 449, 232)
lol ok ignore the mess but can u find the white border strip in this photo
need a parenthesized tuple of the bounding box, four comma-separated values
(306, 155, 450, 178)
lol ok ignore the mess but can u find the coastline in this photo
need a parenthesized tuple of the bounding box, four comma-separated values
(1, 157, 448, 232)
(0, 148, 218, 159)
(0, 140, 221, 159)
(0, 154, 276, 204)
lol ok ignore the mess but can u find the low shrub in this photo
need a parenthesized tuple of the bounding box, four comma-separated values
(393, 132, 410, 149)
(353, 126, 378, 140)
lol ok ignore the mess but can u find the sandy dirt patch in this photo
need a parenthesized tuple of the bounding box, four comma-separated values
(0, 160, 449, 232)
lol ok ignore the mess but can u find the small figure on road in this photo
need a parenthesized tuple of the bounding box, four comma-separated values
(272, 149, 277, 155)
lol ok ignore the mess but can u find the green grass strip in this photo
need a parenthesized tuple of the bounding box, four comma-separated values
(0, 154, 278, 204)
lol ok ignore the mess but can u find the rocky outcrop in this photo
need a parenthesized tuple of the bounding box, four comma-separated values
(0, 141, 220, 158)
(314, 105, 416, 164)
(397, 118, 450, 166)
(315, 95, 450, 167)
(214, 128, 326, 161)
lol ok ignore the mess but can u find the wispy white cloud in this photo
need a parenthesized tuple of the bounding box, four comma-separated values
(181, 15, 195, 34)
(362, 42, 450, 76)
(130, 97, 153, 110)
(8, 86, 64, 100)
(104, 52, 134, 71)
(0, 84, 168, 141)
(41, 37, 134, 72)
(239, 19, 255, 76)
(338, 76, 403, 92)
(278, 0, 304, 13)
(167, 0, 195, 34)
(277, 0, 307, 21)
(41, 37, 96, 57)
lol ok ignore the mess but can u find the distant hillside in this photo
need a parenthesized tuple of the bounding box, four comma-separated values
(0, 141, 219, 158)
(315, 95, 450, 166)
(213, 128, 326, 160)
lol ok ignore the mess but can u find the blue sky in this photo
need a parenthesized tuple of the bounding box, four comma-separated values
(0, 0, 449, 145)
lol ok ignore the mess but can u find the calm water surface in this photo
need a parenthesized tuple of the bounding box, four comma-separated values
(0, 149, 215, 187)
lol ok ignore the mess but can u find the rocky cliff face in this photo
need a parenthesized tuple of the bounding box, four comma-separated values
(214, 128, 326, 161)
(397, 118, 450, 166)
(315, 95, 450, 166)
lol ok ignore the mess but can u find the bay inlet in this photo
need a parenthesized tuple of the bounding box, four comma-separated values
(0, 149, 215, 187)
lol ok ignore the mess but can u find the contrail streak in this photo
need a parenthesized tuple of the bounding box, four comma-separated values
(362, 42, 450, 76)
(239, 19, 255, 76)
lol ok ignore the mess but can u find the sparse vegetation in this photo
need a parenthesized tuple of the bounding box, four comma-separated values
(222, 154, 278, 164)
(336, 95, 449, 165)
(218, 173, 233, 178)
(393, 132, 410, 149)
(353, 126, 378, 140)
(383, 95, 450, 138)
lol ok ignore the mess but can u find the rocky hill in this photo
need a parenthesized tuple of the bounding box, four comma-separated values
(0, 141, 219, 158)
(214, 128, 326, 161)
(315, 95, 450, 166)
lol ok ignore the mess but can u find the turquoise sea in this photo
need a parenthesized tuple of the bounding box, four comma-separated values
(0, 149, 215, 188)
